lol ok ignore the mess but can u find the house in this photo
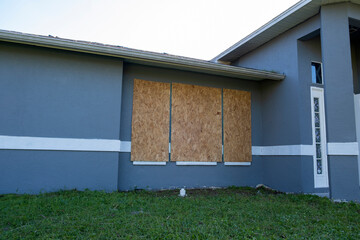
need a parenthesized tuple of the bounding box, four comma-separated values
(0, 0, 359, 201)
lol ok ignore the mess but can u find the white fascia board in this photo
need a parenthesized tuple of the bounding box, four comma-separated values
(0, 30, 284, 81)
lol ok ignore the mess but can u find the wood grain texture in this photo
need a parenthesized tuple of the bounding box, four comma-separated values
(171, 83, 222, 162)
(223, 89, 252, 162)
(131, 79, 170, 162)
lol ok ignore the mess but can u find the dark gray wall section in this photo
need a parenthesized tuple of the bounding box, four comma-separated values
(262, 155, 328, 194)
(328, 156, 360, 201)
(0, 150, 119, 194)
(0, 42, 123, 139)
(297, 35, 323, 144)
(321, 4, 357, 142)
(0, 42, 123, 194)
(233, 15, 321, 146)
(118, 153, 262, 190)
(119, 63, 265, 190)
(320, 3, 360, 201)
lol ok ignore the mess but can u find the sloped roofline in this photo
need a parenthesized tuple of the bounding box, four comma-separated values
(0, 29, 284, 81)
(213, 0, 357, 62)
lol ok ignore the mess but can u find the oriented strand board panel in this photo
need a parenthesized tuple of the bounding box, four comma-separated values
(171, 83, 222, 162)
(131, 79, 170, 162)
(223, 89, 252, 162)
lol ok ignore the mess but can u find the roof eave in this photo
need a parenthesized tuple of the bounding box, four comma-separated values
(0, 30, 285, 81)
(213, 0, 321, 62)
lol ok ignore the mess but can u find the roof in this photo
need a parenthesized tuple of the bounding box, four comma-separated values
(0, 29, 284, 81)
(213, 0, 359, 62)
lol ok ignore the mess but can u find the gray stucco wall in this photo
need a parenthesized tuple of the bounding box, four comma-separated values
(231, 16, 327, 195)
(0, 42, 123, 139)
(233, 15, 321, 146)
(0, 150, 119, 194)
(321, 3, 357, 143)
(297, 35, 322, 144)
(321, 3, 360, 201)
(0, 42, 123, 193)
(119, 63, 266, 190)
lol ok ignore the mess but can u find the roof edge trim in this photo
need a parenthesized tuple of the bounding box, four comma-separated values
(0, 30, 285, 81)
(212, 0, 313, 62)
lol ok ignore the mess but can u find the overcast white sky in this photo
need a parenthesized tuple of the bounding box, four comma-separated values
(0, 0, 299, 60)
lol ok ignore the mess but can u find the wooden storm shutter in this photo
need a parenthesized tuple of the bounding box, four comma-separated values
(223, 89, 252, 162)
(131, 79, 170, 162)
(171, 83, 222, 162)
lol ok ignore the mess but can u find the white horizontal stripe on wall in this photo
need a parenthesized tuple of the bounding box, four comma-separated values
(252, 145, 314, 156)
(120, 141, 131, 152)
(0, 135, 125, 152)
(327, 142, 359, 156)
(2, 135, 357, 156)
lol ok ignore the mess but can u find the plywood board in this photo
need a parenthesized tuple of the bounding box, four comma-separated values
(131, 79, 170, 162)
(171, 83, 222, 162)
(223, 89, 252, 162)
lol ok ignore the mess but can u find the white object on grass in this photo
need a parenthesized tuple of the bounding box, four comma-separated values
(179, 188, 186, 197)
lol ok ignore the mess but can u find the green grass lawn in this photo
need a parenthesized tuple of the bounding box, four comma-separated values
(1, 187, 359, 239)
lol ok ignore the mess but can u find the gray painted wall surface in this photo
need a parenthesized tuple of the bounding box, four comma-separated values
(118, 153, 263, 191)
(230, 16, 329, 195)
(0, 42, 123, 139)
(262, 156, 328, 194)
(119, 63, 266, 190)
(320, 3, 360, 201)
(0, 42, 123, 193)
(321, 3, 357, 143)
(233, 15, 321, 146)
(0, 150, 119, 194)
(297, 35, 323, 144)
(328, 156, 360, 201)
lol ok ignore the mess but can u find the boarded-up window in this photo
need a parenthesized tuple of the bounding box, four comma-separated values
(223, 89, 252, 162)
(131, 79, 170, 162)
(171, 83, 222, 162)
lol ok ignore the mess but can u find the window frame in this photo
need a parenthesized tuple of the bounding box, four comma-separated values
(311, 61, 324, 85)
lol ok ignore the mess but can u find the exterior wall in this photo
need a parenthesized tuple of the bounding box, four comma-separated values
(119, 63, 264, 190)
(0, 150, 118, 194)
(233, 15, 321, 146)
(0, 42, 123, 193)
(321, 3, 360, 201)
(232, 16, 326, 195)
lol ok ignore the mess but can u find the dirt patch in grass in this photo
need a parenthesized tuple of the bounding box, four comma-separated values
(152, 186, 282, 198)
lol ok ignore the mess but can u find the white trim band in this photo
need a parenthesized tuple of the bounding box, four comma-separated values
(176, 162, 217, 166)
(133, 161, 167, 166)
(3, 135, 356, 156)
(224, 162, 251, 166)
(120, 141, 131, 152)
(0, 135, 125, 152)
(252, 145, 314, 156)
(327, 142, 359, 156)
